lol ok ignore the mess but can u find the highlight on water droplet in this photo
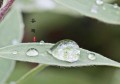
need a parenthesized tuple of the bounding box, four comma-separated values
(12, 51, 18, 55)
(88, 53, 96, 60)
(91, 5, 98, 14)
(96, 0, 103, 5)
(48, 39, 80, 62)
(26, 48, 39, 56)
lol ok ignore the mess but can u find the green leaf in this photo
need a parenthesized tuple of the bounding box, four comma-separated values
(15, 0, 82, 17)
(0, 7, 24, 84)
(0, 58, 15, 84)
(0, 43, 120, 67)
(54, 0, 120, 25)
(0, 8, 24, 47)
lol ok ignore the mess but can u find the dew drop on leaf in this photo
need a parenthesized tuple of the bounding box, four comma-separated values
(113, 3, 118, 8)
(96, 0, 103, 5)
(40, 40, 45, 44)
(35, 0, 56, 9)
(91, 5, 98, 14)
(48, 39, 80, 62)
(88, 53, 96, 60)
(12, 51, 18, 55)
(26, 48, 39, 56)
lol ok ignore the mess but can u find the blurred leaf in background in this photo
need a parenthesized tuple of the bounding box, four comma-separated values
(0, 3, 24, 84)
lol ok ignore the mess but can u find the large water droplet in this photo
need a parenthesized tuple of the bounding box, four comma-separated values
(12, 51, 18, 55)
(91, 5, 98, 14)
(26, 48, 39, 56)
(48, 39, 80, 62)
(113, 3, 118, 8)
(88, 53, 96, 60)
(96, 0, 103, 5)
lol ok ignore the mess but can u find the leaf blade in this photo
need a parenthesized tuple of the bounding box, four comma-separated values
(54, 0, 120, 25)
(0, 43, 119, 68)
(0, 7, 24, 84)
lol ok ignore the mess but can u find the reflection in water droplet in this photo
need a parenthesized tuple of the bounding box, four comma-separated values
(26, 48, 39, 56)
(40, 40, 45, 44)
(48, 39, 80, 62)
(88, 53, 96, 60)
(113, 3, 118, 8)
(96, 0, 103, 5)
(12, 51, 18, 55)
(91, 5, 98, 14)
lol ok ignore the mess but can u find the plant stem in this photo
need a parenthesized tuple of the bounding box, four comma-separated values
(16, 64, 48, 84)
(0, 0, 14, 22)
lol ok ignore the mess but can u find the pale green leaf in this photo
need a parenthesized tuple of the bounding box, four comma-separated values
(14, 0, 82, 17)
(0, 8, 24, 47)
(0, 7, 24, 84)
(54, 0, 120, 25)
(0, 58, 15, 84)
(0, 43, 119, 67)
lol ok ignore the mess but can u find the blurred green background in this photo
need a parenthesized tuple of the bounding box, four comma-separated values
(3, 0, 120, 84)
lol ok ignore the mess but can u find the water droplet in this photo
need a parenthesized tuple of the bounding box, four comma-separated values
(113, 3, 118, 8)
(96, 0, 103, 5)
(88, 53, 96, 60)
(35, 0, 56, 9)
(12, 51, 18, 55)
(40, 40, 45, 44)
(26, 48, 39, 56)
(91, 5, 98, 14)
(48, 39, 80, 62)
(12, 39, 19, 45)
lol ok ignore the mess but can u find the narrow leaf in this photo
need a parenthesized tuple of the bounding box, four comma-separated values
(54, 0, 120, 25)
(0, 7, 24, 84)
(0, 43, 119, 67)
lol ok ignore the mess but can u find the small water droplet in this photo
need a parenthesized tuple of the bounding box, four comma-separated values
(88, 53, 96, 60)
(12, 39, 19, 45)
(26, 48, 39, 56)
(91, 5, 98, 14)
(96, 0, 103, 5)
(113, 3, 118, 8)
(35, 0, 56, 9)
(48, 39, 80, 62)
(40, 40, 45, 44)
(12, 51, 18, 55)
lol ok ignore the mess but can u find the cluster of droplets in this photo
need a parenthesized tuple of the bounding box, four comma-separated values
(12, 39, 97, 63)
(91, 0, 119, 14)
